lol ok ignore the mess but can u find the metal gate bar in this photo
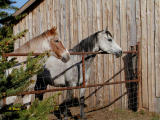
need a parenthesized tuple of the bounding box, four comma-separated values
(2, 50, 137, 57)
(1, 43, 140, 100)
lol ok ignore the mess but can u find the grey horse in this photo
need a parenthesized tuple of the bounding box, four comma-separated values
(35, 28, 122, 119)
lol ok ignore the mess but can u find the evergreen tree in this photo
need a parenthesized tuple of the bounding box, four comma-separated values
(0, 0, 17, 19)
(0, 1, 59, 119)
(0, 0, 41, 100)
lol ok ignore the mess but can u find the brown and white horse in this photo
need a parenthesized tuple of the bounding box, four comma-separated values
(0, 27, 70, 108)
(14, 27, 70, 62)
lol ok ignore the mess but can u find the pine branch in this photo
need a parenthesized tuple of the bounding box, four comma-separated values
(0, 2, 58, 118)
(0, 11, 9, 18)
(0, 93, 61, 120)
(0, 0, 16, 9)
(0, 53, 47, 98)
(17, 93, 61, 120)
(0, 29, 28, 54)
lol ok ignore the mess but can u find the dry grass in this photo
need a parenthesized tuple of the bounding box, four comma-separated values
(85, 108, 160, 120)
(49, 106, 160, 120)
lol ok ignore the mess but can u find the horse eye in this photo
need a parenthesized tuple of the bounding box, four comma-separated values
(108, 39, 112, 42)
(54, 40, 59, 42)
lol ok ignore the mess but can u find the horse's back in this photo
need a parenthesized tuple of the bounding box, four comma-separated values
(44, 56, 81, 86)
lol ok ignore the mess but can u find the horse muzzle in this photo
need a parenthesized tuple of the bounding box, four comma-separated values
(61, 51, 70, 63)
(115, 50, 123, 58)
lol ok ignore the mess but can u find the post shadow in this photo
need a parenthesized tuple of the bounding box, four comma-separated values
(123, 53, 138, 111)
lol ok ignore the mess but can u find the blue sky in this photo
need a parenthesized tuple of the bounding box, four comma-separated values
(8, 0, 28, 14)
(12, 0, 28, 8)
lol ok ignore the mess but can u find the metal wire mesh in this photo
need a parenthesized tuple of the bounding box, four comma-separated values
(1, 44, 140, 119)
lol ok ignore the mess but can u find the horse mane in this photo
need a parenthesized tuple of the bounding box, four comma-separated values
(71, 31, 102, 52)
(14, 27, 57, 52)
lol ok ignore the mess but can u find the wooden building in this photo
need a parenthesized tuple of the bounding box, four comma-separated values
(10, 0, 160, 113)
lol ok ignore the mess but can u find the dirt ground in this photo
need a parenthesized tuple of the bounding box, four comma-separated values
(49, 106, 160, 120)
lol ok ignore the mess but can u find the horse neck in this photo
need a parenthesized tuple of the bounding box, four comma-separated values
(14, 28, 56, 53)
(70, 33, 99, 64)
(70, 32, 99, 52)
(14, 36, 51, 53)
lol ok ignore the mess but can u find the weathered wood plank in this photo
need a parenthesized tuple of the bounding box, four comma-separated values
(34, 5, 40, 36)
(135, 0, 142, 110)
(155, 0, 160, 97)
(65, 0, 70, 49)
(13, 24, 19, 50)
(19, 20, 23, 46)
(22, 18, 26, 45)
(52, 0, 56, 27)
(39, 2, 43, 34)
(54, 0, 59, 32)
(141, 0, 149, 109)
(39, 1, 46, 36)
(69, 0, 73, 49)
(50, 0, 54, 28)
(60, 0, 65, 44)
(28, 12, 32, 40)
(130, 0, 137, 47)
(120, 0, 128, 109)
(155, 0, 160, 113)
(87, 0, 97, 108)
(102, 0, 110, 106)
(32, 8, 36, 38)
(77, 0, 82, 43)
(81, 0, 88, 39)
(96, 0, 104, 107)
(147, 0, 155, 112)
(17, 23, 21, 49)
(35, 6, 39, 36)
(126, 0, 136, 47)
(43, 1, 47, 32)
(86, 0, 94, 107)
(107, 0, 114, 110)
(46, 0, 50, 29)
(72, 0, 78, 46)
(25, 15, 29, 42)
(61, 0, 67, 46)
(113, 0, 121, 108)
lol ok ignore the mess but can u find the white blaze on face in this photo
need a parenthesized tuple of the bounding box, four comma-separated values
(61, 49, 70, 63)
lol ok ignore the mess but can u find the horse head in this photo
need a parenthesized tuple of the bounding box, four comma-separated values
(50, 38, 70, 63)
(97, 27, 122, 57)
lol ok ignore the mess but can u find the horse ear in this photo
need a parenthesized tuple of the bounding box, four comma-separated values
(50, 27, 57, 36)
(105, 26, 108, 31)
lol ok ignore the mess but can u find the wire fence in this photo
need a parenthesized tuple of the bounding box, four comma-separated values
(1, 42, 141, 119)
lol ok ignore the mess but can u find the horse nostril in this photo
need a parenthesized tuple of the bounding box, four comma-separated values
(120, 51, 122, 55)
(61, 52, 70, 63)
(119, 51, 123, 56)
(115, 50, 122, 58)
